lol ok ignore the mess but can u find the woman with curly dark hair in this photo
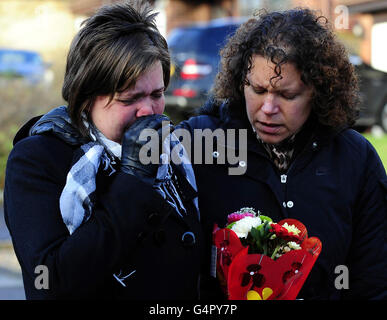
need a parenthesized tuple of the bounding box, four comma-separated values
(180, 8, 387, 299)
(212, 9, 360, 130)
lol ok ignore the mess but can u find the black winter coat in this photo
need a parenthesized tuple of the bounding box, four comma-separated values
(4, 116, 203, 300)
(180, 100, 387, 300)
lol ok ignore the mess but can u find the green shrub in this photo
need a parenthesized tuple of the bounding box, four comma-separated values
(0, 78, 65, 189)
(363, 133, 387, 170)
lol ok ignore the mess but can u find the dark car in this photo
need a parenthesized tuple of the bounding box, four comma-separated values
(165, 21, 387, 132)
(165, 18, 245, 122)
(0, 48, 53, 85)
(350, 55, 387, 132)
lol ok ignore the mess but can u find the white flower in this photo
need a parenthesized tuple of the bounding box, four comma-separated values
(283, 246, 291, 252)
(231, 216, 262, 238)
(282, 223, 301, 236)
(287, 241, 301, 250)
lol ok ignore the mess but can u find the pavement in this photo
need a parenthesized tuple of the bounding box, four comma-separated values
(0, 205, 26, 300)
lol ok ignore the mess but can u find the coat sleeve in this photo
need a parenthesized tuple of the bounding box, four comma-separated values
(4, 135, 169, 299)
(344, 141, 387, 300)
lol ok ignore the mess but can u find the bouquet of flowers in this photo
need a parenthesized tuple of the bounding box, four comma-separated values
(213, 208, 322, 300)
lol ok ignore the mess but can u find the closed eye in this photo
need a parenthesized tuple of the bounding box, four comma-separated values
(248, 81, 267, 95)
(117, 98, 137, 106)
(280, 92, 298, 100)
(253, 88, 266, 95)
(250, 84, 266, 95)
(151, 89, 164, 99)
(117, 87, 165, 105)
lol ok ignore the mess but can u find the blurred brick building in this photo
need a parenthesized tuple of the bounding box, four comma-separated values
(69, 0, 387, 71)
(345, 0, 387, 72)
(293, 0, 387, 70)
(70, 0, 240, 35)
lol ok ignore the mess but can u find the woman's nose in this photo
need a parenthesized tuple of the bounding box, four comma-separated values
(136, 102, 154, 118)
(261, 94, 279, 114)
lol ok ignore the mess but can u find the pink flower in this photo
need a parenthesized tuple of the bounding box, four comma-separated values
(227, 212, 255, 224)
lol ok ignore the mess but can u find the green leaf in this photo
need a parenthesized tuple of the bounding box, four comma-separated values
(226, 222, 236, 229)
(255, 238, 263, 253)
(255, 224, 264, 234)
(259, 215, 273, 223)
(259, 221, 268, 235)
(250, 226, 260, 240)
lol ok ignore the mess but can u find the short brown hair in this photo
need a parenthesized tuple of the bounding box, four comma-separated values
(62, 1, 170, 136)
(212, 8, 360, 128)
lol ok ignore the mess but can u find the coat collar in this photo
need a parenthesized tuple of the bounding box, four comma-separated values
(13, 105, 89, 147)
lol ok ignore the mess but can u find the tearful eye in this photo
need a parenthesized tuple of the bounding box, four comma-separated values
(152, 89, 165, 99)
(151, 92, 164, 99)
(118, 98, 136, 106)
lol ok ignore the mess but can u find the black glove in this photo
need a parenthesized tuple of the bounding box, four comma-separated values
(120, 114, 174, 184)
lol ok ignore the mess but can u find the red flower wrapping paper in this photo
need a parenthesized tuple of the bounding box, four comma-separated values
(213, 210, 322, 300)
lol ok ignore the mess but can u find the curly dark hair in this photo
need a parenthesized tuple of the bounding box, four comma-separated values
(212, 8, 360, 128)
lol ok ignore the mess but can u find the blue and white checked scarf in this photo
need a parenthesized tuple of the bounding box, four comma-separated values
(60, 126, 198, 234)
(30, 106, 199, 236)
(58, 118, 121, 234)
(59, 142, 112, 234)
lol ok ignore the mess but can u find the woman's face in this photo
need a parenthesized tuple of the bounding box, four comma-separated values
(90, 60, 165, 143)
(244, 55, 314, 145)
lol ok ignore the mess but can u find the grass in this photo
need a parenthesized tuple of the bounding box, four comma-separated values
(363, 132, 387, 170)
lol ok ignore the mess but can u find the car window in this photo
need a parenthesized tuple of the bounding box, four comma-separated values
(168, 24, 239, 56)
(0, 50, 41, 66)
